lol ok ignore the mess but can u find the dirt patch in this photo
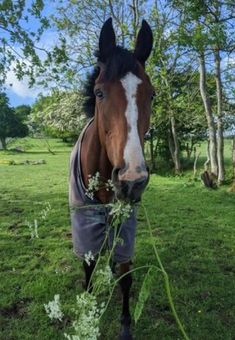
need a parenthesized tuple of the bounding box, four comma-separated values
(0, 298, 32, 318)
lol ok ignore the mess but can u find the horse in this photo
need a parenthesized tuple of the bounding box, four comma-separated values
(69, 17, 154, 340)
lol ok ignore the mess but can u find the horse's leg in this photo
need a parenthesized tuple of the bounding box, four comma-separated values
(118, 262, 133, 340)
(83, 259, 96, 293)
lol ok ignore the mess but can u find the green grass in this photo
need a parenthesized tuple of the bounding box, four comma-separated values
(0, 138, 235, 340)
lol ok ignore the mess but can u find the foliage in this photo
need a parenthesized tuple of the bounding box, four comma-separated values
(14, 105, 31, 123)
(0, 92, 28, 149)
(134, 267, 156, 324)
(30, 91, 86, 139)
(0, 0, 50, 86)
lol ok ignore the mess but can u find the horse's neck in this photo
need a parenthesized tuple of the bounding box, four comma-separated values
(80, 118, 113, 204)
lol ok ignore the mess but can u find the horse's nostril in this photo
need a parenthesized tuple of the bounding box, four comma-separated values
(112, 166, 120, 175)
(112, 167, 121, 183)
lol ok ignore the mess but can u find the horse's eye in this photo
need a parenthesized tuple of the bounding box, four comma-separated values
(95, 89, 104, 99)
(151, 91, 156, 101)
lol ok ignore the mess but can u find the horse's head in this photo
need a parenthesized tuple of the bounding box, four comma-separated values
(94, 18, 154, 202)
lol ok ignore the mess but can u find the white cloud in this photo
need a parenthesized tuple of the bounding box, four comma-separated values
(5, 30, 59, 99)
(6, 67, 41, 98)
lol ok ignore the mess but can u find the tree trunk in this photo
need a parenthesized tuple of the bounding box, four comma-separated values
(214, 48, 225, 184)
(170, 116, 181, 174)
(198, 52, 218, 176)
(186, 142, 190, 160)
(204, 139, 210, 171)
(168, 117, 181, 174)
(228, 136, 235, 192)
(0, 137, 6, 150)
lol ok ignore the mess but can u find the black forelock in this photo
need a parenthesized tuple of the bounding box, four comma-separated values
(82, 46, 139, 118)
(96, 46, 138, 80)
(82, 67, 100, 118)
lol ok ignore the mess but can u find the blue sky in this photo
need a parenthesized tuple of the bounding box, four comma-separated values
(6, 89, 35, 107)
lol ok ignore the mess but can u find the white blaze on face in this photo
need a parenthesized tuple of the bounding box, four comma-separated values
(120, 72, 147, 181)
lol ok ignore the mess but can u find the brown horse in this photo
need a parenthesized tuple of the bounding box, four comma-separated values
(69, 18, 154, 340)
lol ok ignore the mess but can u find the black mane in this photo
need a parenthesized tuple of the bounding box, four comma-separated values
(82, 46, 139, 118)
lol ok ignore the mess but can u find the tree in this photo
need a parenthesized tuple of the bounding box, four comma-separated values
(146, 2, 209, 173)
(0, 93, 28, 149)
(170, 0, 235, 181)
(0, 0, 49, 87)
(15, 105, 31, 122)
(30, 91, 85, 140)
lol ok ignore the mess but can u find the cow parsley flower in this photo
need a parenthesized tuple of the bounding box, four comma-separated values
(40, 201, 51, 220)
(64, 334, 81, 340)
(86, 172, 101, 199)
(26, 219, 39, 239)
(44, 294, 63, 321)
(105, 179, 115, 192)
(96, 265, 113, 286)
(64, 292, 105, 340)
(108, 200, 133, 227)
(84, 251, 95, 266)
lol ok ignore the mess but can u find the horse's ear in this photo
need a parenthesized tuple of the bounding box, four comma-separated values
(99, 18, 116, 63)
(134, 20, 153, 67)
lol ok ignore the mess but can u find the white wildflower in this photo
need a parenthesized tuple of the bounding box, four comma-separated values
(84, 251, 95, 266)
(65, 292, 105, 340)
(26, 219, 39, 239)
(44, 294, 64, 321)
(86, 172, 101, 199)
(64, 334, 81, 340)
(26, 220, 34, 239)
(105, 179, 114, 192)
(26, 202, 51, 239)
(40, 202, 51, 220)
(96, 265, 113, 286)
(108, 200, 133, 227)
(34, 219, 39, 238)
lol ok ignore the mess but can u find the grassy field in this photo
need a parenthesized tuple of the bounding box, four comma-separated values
(0, 138, 235, 340)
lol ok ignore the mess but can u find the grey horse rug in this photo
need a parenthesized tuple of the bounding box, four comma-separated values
(69, 120, 137, 263)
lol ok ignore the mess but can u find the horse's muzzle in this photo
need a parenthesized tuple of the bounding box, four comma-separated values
(112, 167, 149, 202)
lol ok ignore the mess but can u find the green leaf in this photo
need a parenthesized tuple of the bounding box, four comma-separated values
(134, 267, 156, 324)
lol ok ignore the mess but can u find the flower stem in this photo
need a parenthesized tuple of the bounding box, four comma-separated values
(142, 203, 190, 340)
